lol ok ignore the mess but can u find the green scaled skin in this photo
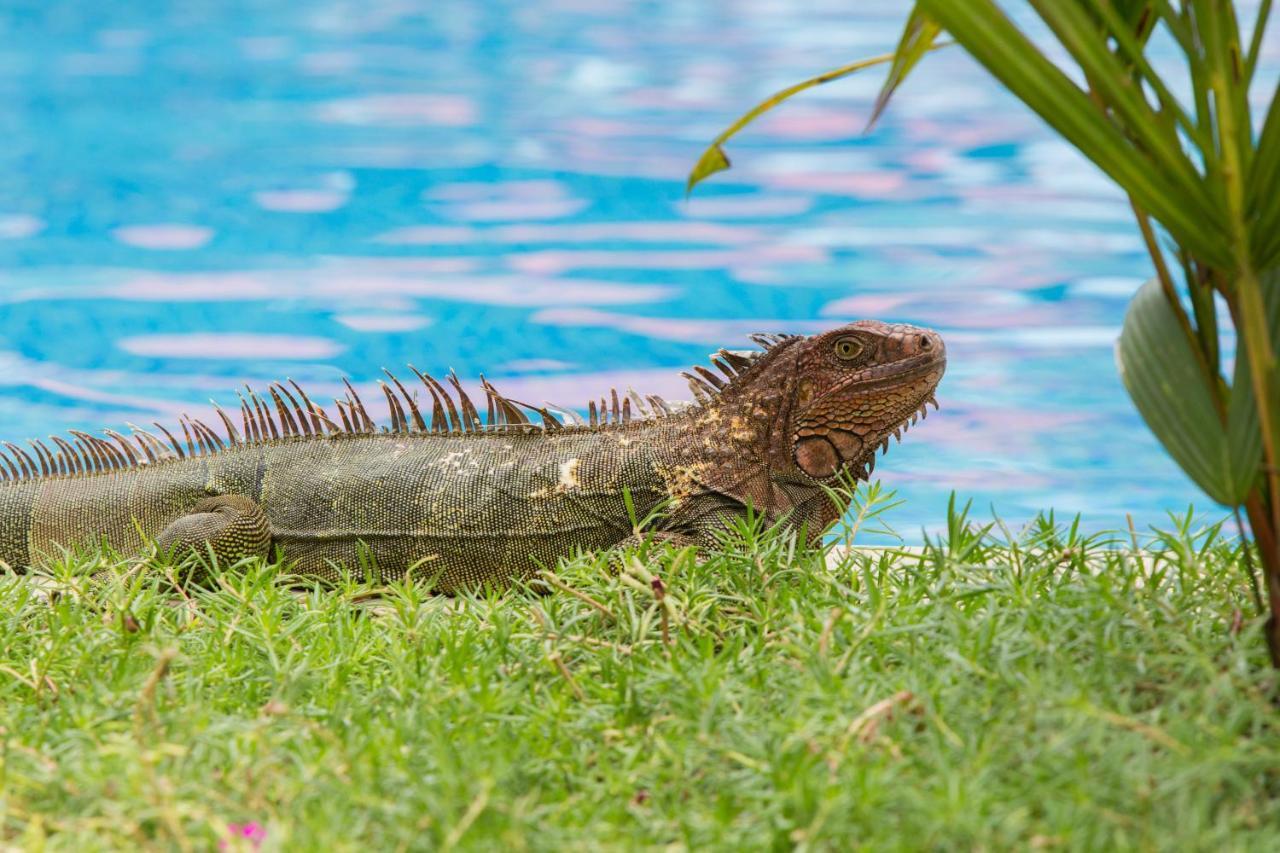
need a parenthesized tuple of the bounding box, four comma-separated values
(0, 322, 945, 590)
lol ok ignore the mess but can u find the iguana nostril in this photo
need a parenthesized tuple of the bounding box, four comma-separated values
(919, 335, 931, 350)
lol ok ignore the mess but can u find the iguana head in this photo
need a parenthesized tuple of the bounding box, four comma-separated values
(782, 321, 945, 482)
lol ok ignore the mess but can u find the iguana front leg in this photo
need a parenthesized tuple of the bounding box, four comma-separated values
(155, 495, 271, 567)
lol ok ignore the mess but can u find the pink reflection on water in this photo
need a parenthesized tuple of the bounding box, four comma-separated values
(756, 109, 864, 140)
(0, 214, 45, 239)
(118, 334, 345, 360)
(424, 179, 586, 222)
(375, 221, 765, 245)
(762, 172, 907, 197)
(508, 244, 826, 274)
(372, 226, 478, 245)
(315, 94, 476, 126)
(905, 403, 1097, 456)
(496, 221, 762, 244)
(681, 195, 813, 219)
(109, 271, 672, 307)
(425, 180, 569, 202)
(447, 198, 588, 221)
(532, 307, 827, 344)
(113, 224, 214, 250)
(253, 190, 349, 212)
(26, 376, 198, 419)
(333, 313, 432, 333)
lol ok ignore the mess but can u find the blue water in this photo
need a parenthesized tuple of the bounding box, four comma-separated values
(0, 2, 1271, 538)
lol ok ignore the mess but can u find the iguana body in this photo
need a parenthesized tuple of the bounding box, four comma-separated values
(0, 322, 945, 589)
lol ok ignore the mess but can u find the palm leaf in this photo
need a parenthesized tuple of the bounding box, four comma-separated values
(915, 0, 1233, 268)
(685, 52, 900, 195)
(1118, 278, 1258, 505)
(867, 6, 944, 130)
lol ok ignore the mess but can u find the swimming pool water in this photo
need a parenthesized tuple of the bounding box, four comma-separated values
(0, 1, 1273, 540)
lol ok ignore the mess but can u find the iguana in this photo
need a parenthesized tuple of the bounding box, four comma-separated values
(0, 321, 944, 589)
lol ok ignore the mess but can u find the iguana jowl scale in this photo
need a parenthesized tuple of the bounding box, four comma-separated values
(0, 321, 945, 589)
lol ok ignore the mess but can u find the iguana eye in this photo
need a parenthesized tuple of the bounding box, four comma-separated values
(833, 336, 864, 361)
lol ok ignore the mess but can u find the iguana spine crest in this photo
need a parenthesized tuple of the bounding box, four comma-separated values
(0, 334, 801, 484)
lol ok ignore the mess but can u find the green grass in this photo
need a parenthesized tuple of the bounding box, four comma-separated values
(2, 495, 1279, 851)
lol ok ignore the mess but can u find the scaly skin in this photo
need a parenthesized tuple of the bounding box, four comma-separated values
(0, 321, 945, 589)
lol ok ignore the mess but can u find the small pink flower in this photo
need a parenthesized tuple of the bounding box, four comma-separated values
(220, 822, 266, 849)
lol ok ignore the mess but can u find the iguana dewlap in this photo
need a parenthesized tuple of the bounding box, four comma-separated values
(0, 322, 945, 590)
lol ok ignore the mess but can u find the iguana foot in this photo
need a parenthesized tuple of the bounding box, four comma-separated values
(155, 495, 271, 570)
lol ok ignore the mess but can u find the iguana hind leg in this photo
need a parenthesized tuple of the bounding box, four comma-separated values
(155, 495, 271, 568)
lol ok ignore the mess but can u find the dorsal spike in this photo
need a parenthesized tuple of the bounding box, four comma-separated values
(237, 393, 260, 443)
(28, 440, 51, 477)
(447, 372, 481, 433)
(178, 416, 199, 455)
(286, 379, 326, 434)
(4, 442, 33, 477)
(259, 391, 282, 439)
(15, 443, 40, 476)
(275, 383, 312, 437)
(0, 448, 19, 480)
(153, 422, 186, 459)
(534, 406, 562, 431)
(133, 435, 156, 464)
(125, 425, 162, 463)
(410, 366, 461, 434)
(622, 397, 632, 424)
(627, 389, 650, 419)
(610, 389, 621, 421)
(103, 430, 140, 466)
(42, 439, 69, 475)
(480, 374, 498, 427)
(693, 365, 726, 390)
(245, 389, 273, 439)
(307, 402, 341, 435)
(188, 420, 210, 454)
(212, 402, 242, 447)
(423, 384, 448, 433)
(267, 387, 299, 437)
(50, 436, 80, 474)
(384, 370, 426, 432)
(719, 349, 755, 371)
(379, 382, 406, 433)
(192, 420, 225, 452)
(647, 395, 670, 416)
(100, 435, 128, 469)
(588, 400, 599, 428)
(341, 379, 374, 433)
(247, 389, 276, 440)
(681, 374, 714, 405)
(65, 433, 100, 471)
(544, 401, 585, 427)
(72, 436, 101, 472)
(68, 432, 105, 470)
(334, 399, 354, 433)
(482, 378, 531, 428)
